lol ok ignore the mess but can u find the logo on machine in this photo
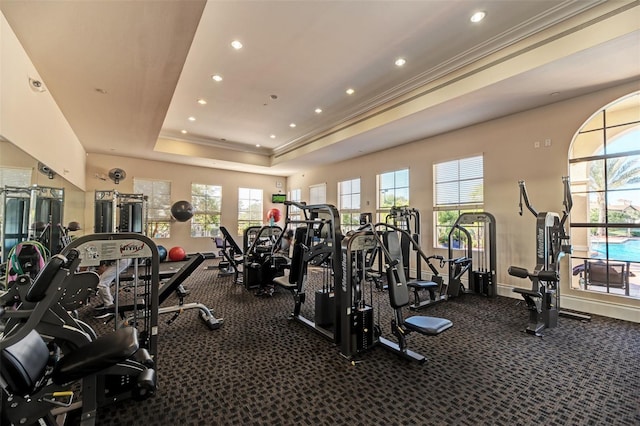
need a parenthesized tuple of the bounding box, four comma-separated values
(120, 242, 145, 255)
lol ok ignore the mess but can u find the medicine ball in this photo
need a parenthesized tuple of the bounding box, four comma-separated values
(171, 200, 193, 222)
(267, 208, 282, 222)
(169, 246, 186, 262)
(157, 245, 168, 262)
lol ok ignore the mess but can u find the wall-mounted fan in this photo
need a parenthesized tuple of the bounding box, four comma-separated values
(37, 162, 56, 179)
(108, 168, 127, 184)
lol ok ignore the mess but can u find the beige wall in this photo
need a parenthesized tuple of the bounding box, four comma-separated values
(85, 153, 286, 254)
(287, 79, 640, 322)
(0, 13, 87, 190)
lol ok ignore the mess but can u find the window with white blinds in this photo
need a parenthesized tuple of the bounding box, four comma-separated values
(134, 178, 172, 238)
(309, 183, 326, 204)
(433, 155, 483, 248)
(338, 178, 361, 233)
(238, 187, 263, 235)
(434, 155, 483, 208)
(0, 167, 32, 188)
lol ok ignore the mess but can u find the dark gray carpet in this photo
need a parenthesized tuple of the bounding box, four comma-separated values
(76, 259, 639, 426)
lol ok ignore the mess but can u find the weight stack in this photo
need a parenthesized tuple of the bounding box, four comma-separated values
(314, 289, 334, 327)
(351, 306, 374, 353)
(472, 271, 495, 297)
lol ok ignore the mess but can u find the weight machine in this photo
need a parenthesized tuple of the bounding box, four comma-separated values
(274, 201, 344, 344)
(446, 212, 497, 298)
(94, 190, 147, 234)
(343, 224, 453, 362)
(0, 234, 159, 425)
(386, 206, 447, 309)
(1, 185, 65, 262)
(509, 177, 590, 336)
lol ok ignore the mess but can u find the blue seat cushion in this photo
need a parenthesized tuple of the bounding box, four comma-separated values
(405, 316, 453, 335)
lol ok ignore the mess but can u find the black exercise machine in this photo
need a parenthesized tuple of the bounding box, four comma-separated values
(446, 212, 497, 298)
(117, 252, 223, 330)
(242, 225, 287, 292)
(94, 191, 147, 234)
(378, 230, 453, 363)
(158, 253, 223, 330)
(216, 226, 245, 283)
(1, 185, 65, 262)
(385, 207, 445, 306)
(0, 249, 156, 425)
(509, 177, 590, 336)
(274, 201, 343, 343)
(508, 265, 560, 336)
(275, 201, 452, 363)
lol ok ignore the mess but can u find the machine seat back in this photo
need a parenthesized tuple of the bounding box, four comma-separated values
(384, 231, 410, 309)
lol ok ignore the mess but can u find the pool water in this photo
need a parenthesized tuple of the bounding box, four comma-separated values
(592, 239, 640, 263)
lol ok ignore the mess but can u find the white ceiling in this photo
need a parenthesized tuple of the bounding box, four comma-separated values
(2, 0, 639, 177)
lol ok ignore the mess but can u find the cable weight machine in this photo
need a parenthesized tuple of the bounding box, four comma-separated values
(1, 185, 65, 262)
(94, 190, 148, 234)
(509, 177, 590, 336)
(446, 212, 497, 298)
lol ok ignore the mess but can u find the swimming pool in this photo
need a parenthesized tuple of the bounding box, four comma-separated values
(592, 239, 640, 263)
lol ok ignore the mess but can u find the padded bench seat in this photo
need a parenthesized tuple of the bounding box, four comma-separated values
(52, 327, 139, 384)
(407, 280, 439, 290)
(405, 316, 452, 335)
(513, 287, 542, 298)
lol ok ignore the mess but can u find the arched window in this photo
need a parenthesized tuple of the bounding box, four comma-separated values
(569, 92, 640, 298)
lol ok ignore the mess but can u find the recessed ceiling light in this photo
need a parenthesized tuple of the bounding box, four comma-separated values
(550, 92, 560, 97)
(270, 134, 276, 139)
(181, 129, 188, 134)
(256, 144, 261, 148)
(188, 116, 196, 121)
(315, 108, 322, 114)
(197, 98, 207, 105)
(346, 88, 355, 95)
(395, 58, 406, 67)
(231, 40, 243, 50)
(470, 11, 486, 23)
(289, 123, 296, 128)
(211, 74, 223, 82)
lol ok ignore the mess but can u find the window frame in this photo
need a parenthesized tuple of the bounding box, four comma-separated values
(237, 187, 263, 236)
(133, 178, 172, 238)
(376, 168, 409, 222)
(432, 155, 484, 248)
(569, 91, 640, 297)
(338, 178, 361, 233)
(190, 183, 222, 238)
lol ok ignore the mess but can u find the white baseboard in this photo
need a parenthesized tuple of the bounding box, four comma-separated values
(497, 284, 640, 323)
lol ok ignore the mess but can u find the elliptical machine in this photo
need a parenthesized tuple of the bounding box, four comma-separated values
(509, 176, 590, 336)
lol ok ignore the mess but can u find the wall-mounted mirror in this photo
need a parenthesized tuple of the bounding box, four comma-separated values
(0, 140, 85, 261)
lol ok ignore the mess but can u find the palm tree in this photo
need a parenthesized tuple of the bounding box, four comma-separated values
(589, 155, 640, 236)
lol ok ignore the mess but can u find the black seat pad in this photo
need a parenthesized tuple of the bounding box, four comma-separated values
(404, 316, 452, 335)
(52, 327, 139, 384)
(1, 330, 50, 395)
(513, 288, 542, 298)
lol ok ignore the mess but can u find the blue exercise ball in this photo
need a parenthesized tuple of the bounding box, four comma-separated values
(157, 245, 168, 262)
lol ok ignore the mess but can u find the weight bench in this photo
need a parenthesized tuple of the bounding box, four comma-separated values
(378, 231, 452, 363)
(407, 277, 442, 310)
(118, 253, 223, 330)
(217, 226, 245, 284)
